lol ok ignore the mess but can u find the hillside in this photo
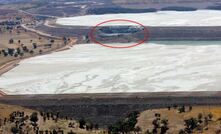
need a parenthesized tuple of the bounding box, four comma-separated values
(0, 103, 105, 134)
(108, 106, 221, 134)
(137, 106, 221, 134)
(112, 0, 221, 9)
(0, 0, 29, 4)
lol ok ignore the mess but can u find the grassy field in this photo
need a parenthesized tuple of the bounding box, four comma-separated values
(137, 106, 221, 134)
(0, 103, 106, 134)
(0, 29, 50, 49)
(0, 27, 65, 69)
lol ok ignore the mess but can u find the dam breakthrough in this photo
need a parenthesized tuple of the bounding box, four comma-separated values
(36, 25, 221, 42)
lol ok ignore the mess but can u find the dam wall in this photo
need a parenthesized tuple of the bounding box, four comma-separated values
(36, 26, 221, 42)
(1, 92, 221, 127)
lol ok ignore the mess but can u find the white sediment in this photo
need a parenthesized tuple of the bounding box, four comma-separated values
(56, 10, 221, 26)
(1, 42, 221, 94)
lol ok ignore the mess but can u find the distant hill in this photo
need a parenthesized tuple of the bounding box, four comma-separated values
(112, 0, 221, 5)
(112, 0, 221, 9)
(0, 0, 29, 4)
(0, 0, 49, 4)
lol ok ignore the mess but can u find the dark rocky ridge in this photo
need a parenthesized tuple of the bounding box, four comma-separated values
(1, 92, 221, 127)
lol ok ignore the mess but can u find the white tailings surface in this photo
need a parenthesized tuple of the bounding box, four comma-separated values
(1, 42, 221, 94)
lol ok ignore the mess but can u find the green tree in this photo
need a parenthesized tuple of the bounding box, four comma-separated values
(85, 122, 93, 131)
(178, 106, 185, 113)
(145, 129, 151, 134)
(161, 119, 169, 134)
(9, 38, 14, 44)
(134, 126, 141, 134)
(39, 49, 43, 54)
(79, 118, 86, 129)
(33, 43, 37, 49)
(208, 113, 213, 121)
(198, 113, 203, 123)
(204, 116, 209, 126)
(8, 48, 15, 56)
(11, 126, 19, 134)
(30, 112, 38, 126)
(184, 117, 198, 133)
(108, 111, 140, 134)
(179, 129, 186, 134)
(94, 123, 99, 130)
(189, 106, 193, 111)
(30, 50, 34, 55)
(50, 39, 55, 43)
(68, 130, 76, 134)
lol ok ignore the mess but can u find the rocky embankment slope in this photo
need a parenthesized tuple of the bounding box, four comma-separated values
(1, 92, 221, 127)
(36, 25, 221, 43)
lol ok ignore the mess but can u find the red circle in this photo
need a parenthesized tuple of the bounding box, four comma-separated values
(89, 19, 149, 48)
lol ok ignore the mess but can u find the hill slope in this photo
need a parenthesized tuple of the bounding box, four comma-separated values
(112, 0, 221, 9)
